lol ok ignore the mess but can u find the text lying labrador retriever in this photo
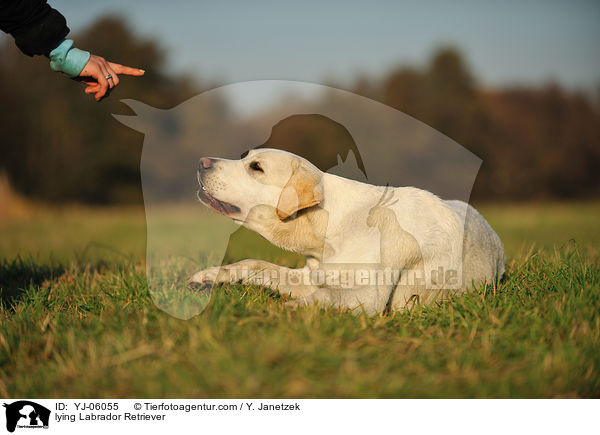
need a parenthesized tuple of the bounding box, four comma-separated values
(191, 149, 505, 314)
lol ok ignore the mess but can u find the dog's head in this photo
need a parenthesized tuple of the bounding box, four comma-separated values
(197, 149, 324, 223)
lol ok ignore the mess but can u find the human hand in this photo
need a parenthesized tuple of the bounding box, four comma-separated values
(76, 55, 145, 101)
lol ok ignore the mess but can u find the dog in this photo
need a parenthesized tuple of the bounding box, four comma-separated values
(191, 148, 505, 314)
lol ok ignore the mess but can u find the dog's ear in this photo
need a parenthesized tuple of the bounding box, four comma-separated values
(276, 160, 323, 220)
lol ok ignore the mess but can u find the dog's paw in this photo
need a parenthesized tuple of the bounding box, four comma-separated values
(190, 267, 221, 282)
(187, 280, 212, 293)
(188, 266, 223, 291)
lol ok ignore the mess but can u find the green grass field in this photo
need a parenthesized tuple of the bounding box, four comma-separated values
(1, 202, 599, 398)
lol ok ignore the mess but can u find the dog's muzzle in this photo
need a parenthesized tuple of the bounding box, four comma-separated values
(196, 158, 240, 216)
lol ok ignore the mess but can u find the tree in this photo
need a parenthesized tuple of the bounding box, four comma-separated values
(0, 16, 198, 203)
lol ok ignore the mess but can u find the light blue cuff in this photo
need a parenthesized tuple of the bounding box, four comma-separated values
(49, 39, 91, 78)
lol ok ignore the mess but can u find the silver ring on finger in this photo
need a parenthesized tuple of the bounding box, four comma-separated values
(106, 74, 113, 80)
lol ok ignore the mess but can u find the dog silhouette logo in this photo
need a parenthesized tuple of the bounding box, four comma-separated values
(114, 80, 482, 319)
(3, 401, 50, 432)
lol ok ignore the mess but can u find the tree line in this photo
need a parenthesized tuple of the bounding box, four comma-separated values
(0, 16, 598, 203)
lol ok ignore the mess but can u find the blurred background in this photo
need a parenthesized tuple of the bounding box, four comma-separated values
(0, 0, 599, 264)
(1, 0, 599, 207)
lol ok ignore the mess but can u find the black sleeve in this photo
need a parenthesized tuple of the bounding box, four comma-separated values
(0, 0, 69, 56)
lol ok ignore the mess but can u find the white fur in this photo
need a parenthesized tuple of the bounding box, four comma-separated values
(192, 149, 505, 314)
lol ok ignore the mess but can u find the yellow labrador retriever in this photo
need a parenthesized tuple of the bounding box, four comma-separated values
(191, 148, 505, 314)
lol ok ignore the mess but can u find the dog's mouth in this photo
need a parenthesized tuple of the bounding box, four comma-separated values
(197, 184, 241, 216)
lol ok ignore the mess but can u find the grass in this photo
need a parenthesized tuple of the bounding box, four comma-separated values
(0, 201, 599, 398)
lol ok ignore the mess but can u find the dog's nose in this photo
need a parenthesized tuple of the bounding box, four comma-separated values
(199, 157, 213, 170)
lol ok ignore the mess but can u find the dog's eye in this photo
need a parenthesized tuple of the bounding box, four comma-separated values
(249, 161, 264, 172)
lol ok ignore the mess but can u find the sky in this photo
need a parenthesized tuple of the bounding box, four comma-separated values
(44, 0, 600, 92)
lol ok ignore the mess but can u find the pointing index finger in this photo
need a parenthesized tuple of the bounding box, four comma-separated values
(109, 62, 145, 76)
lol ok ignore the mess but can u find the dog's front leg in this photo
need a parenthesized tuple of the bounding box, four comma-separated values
(189, 260, 318, 299)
